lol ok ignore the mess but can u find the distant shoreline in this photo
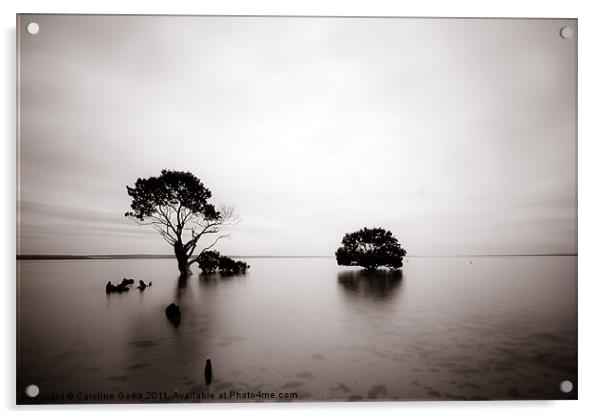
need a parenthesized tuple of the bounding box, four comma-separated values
(16, 255, 334, 260)
(16, 254, 577, 260)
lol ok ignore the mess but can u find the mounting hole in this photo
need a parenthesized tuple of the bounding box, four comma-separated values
(559, 380, 573, 393)
(25, 384, 40, 398)
(26, 22, 40, 35)
(559, 26, 573, 39)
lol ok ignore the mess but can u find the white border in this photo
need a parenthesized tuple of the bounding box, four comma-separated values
(3, 1, 601, 418)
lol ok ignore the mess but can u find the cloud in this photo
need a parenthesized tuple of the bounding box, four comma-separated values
(17, 16, 577, 255)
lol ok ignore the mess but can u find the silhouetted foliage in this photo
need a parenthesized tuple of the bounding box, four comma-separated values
(335, 227, 406, 271)
(120, 278, 135, 286)
(218, 255, 249, 274)
(197, 250, 249, 274)
(105, 277, 135, 293)
(125, 170, 237, 276)
(105, 281, 129, 293)
(198, 250, 220, 273)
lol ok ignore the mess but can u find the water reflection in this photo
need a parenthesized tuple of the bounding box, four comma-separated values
(219, 272, 248, 280)
(198, 272, 220, 285)
(337, 269, 403, 301)
(198, 272, 248, 283)
(168, 276, 184, 304)
(17, 257, 578, 403)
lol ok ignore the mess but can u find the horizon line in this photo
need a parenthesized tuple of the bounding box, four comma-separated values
(16, 253, 578, 260)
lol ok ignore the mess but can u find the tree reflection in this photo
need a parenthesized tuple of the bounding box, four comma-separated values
(337, 269, 403, 301)
(174, 274, 189, 301)
(198, 271, 248, 283)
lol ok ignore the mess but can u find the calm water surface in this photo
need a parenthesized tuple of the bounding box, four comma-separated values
(17, 256, 577, 403)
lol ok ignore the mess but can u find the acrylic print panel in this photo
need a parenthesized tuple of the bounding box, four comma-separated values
(16, 15, 577, 404)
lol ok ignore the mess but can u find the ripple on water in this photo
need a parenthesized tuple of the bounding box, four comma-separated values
(367, 384, 387, 399)
(296, 371, 314, 380)
(282, 381, 304, 389)
(53, 350, 76, 360)
(128, 339, 159, 348)
(330, 382, 352, 393)
(127, 362, 151, 370)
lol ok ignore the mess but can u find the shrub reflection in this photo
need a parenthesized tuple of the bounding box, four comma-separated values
(337, 269, 403, 301)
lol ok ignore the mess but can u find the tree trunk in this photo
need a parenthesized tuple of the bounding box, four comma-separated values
(174, 245, 192, 277)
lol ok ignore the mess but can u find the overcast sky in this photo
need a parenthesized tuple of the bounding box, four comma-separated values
(17, 16, 577, 256)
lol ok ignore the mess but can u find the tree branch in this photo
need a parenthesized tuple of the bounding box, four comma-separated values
(188, 234, 230, 266)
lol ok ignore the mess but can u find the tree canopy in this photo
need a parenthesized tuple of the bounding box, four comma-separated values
(335, 227, 406, 271)
(125, 169, 236, 276)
